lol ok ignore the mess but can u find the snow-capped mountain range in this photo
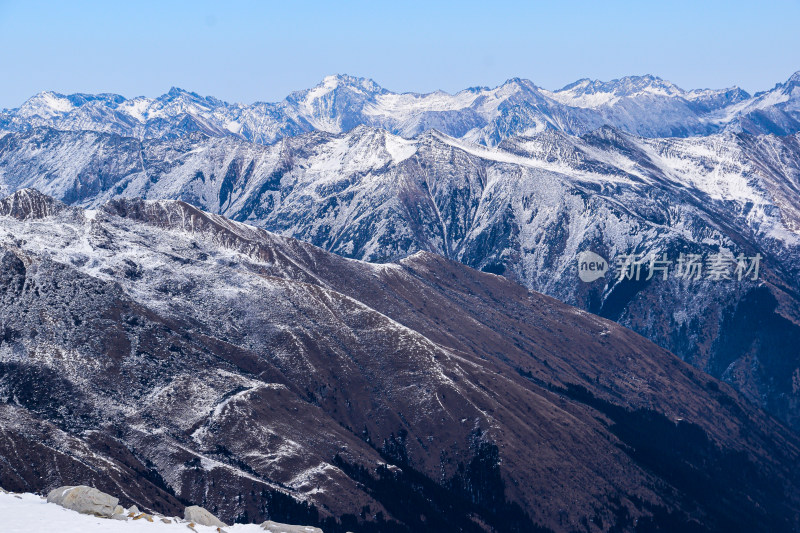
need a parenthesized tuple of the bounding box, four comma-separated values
(3, 71, 800, 532)
(2, 72, 800, 146)
(1, 73, 800, 432)
(2, 117, 800, 433)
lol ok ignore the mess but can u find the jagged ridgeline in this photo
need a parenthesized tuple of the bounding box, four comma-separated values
(0, 191, 799, 532)
(2, 72, 799, 143)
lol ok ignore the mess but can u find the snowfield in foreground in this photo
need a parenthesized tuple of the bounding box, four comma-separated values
(0, 491, 291, 533)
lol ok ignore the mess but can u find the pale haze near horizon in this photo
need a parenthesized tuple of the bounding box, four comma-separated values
(0, 0, 798, 109)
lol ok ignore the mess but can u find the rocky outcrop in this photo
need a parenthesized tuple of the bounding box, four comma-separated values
(46, 486, 119, 517)
(184, 505, 228, 527)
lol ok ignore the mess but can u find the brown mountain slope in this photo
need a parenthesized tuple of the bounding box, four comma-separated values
(0, 191, 798, 532)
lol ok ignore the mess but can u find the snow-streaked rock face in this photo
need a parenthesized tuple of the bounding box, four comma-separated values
(2, 72, 799, 146)
(1, 195, 800, 531)
(2, 124, 799, 431)
(0, 187, 67, 219)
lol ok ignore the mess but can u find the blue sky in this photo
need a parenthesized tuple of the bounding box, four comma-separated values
(1, 0, 798, 108)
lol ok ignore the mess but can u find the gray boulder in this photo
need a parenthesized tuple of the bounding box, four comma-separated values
(46, 485, 119, 517)
(184, 505, 228, 527)
(261, 521, 323, 533)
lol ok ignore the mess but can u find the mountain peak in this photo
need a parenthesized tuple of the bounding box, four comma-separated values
(19, 91, 75, 115)
(607, 75, 681, 94)
(784, 70, 800, 89)
(500, 77, 538, 91)
(560, 78, 592, 91)
(0, 188, 66, 220)
(317, 74, 383, 93)
(557, 75, 682, 97)
(167, 86, 189, 96)
(163, 87, 209, 101)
